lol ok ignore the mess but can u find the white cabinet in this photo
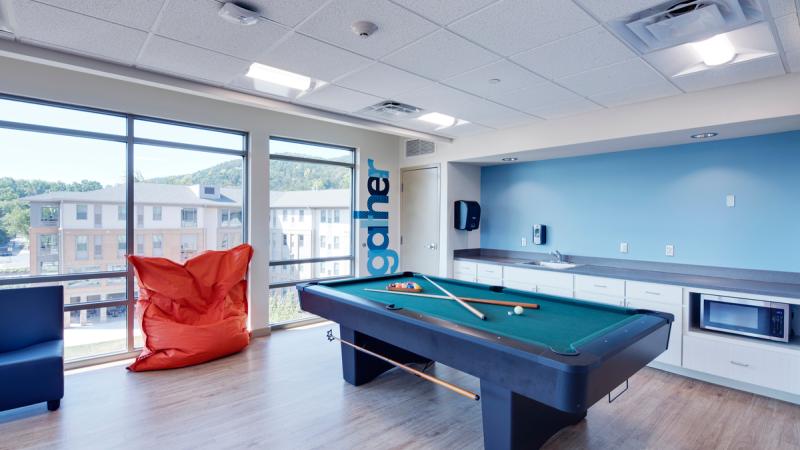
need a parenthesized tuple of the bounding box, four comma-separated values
(626, 296, 683, 366)
(504, 266, 573, 297)
(453, 261, 477, 282)
(683, 334, 800, 394)
(574, 275, 625, 306)
(536, 285, 574, 298)
(476, 263, 502, 285)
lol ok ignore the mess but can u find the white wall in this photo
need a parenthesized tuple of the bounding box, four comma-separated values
(0, 55, 403, 334)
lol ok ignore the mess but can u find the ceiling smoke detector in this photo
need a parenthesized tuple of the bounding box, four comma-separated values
(352, 21, 378, 38)
(361, 101, 421, 119)
(218, 2, 260, 26)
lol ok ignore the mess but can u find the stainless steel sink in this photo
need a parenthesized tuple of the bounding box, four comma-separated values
(522, 261, 580, 270)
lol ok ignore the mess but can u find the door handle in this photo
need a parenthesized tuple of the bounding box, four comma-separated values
(426, 243, 437, 250)
(730, 360, 750, 368)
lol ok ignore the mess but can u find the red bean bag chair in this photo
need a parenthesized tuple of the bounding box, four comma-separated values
(127, 244, 253, 372)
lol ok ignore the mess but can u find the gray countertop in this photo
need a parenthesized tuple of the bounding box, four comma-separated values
(454, 255, 800, 299)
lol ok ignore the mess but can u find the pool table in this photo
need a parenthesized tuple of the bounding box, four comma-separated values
(297, 272, 673, 450)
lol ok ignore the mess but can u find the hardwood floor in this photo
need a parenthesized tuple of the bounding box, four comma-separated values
(2, 322, 799, 450)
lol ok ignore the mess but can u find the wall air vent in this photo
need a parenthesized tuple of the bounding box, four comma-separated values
(405, 139, 435, 157)
(611, 0, 763, 53)
(361, 101, 422, 119)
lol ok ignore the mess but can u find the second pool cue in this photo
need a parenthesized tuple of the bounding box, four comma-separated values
(421, 274, 486, 320)
(363, 289, 540, 309)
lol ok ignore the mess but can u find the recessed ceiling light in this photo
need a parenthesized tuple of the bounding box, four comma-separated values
(489, 78, 501, 84)
(246, 63, 312, 91)
(691, 132, 718, 139)
(417, 112, 469, 129)
(501, 157, 518, 162)
(693, 34, 735, 66)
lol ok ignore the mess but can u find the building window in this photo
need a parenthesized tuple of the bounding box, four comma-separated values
(152, 206, 162, 221)
(136, 234, 144, 255)
(117, 235, 126, 257)
(76, 204, 88, 220)
(282, 209, 287, 221)
(94, 205, 102, 228)
(94, 235, 103, 259)
(181, 208, 197, 228)
(0, 94, 247, 363)
(333, 236, 340, 250)
(180, 234, 198, 260)
(152, 234, 163, 256)
(41, 205, 59, 223)
(334, 209, 340, 223)
(230, 209, 242, 227)
(221, 209, 230, 227)
(333, 262, 340, 275)
(298, 209, 304, 222)
(320, 235, 326, 248)
(221, 233, 229, 249)
(321, 209, 326, 223)
(298, 235, 304, 248)
(282, 234, 287, 246)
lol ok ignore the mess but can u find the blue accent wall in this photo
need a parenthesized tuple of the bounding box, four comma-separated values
(480, 131, 800, 272)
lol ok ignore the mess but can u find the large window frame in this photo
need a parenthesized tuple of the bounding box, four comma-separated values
(0, 93, 249, 366)
(268, 136, 356, 325)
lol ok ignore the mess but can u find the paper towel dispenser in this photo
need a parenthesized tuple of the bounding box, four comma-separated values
(454, 200, 480, 231)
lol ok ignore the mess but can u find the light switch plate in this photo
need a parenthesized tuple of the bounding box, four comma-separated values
(620, 242, 629, 253)
(665, 244, 675, 257)
(521, 237, 527, 247)
(726, 194, 735, 207)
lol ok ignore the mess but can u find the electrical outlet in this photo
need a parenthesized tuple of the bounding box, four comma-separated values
(619, 242, 629, 253)
(665, 244, 675, 257)
(726, 194, 735, 207)
(521, 237, 527, 247)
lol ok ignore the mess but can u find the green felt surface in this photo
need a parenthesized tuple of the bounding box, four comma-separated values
(323, 274, 642, 354)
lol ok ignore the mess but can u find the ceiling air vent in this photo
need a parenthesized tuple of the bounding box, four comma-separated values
(613, 0, 763, 52)
(405, 139, 435, 157)
(361, 101, 421, 120)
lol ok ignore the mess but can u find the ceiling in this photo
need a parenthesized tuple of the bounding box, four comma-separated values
(0, 0, 799, 139)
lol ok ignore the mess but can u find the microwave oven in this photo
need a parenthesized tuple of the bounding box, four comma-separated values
(700, 294, 790, 342)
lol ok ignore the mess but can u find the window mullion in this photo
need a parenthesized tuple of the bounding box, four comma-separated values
(125, 116, 135, 353)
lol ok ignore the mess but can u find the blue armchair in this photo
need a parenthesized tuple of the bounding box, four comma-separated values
(0, 286, 64, 412)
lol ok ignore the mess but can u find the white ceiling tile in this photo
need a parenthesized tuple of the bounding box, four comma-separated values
(775, 14, 800, 52)
(511, 26, 635, 79)
(490, 81, 587, 114)
(389, 0, 498, 25)
(334, 63, 430, 98)
(787, 49, 800, 72)
(590, 81, 680, 108)
(235, 0, 329, 27)
(296, 85, 382, 112)
(256, 33, 372, 82)
(383, 30, 499, 81)
(527, 97, 602, 119)
(448, 0, 597, 56)
(669, 54, 786, 92)
(32, 0, 166, 31)
(574, 0, 665, 21)
(11, 0, 148, 64)
(559, 58, 668, 97)
(768, 0, 797, 17)
(443, 60, 545, 98)
(155, 0, 289, 61)
(137, 36, 251, 84)
(442, 122, 497, 137)
(297, 0, 438, 58)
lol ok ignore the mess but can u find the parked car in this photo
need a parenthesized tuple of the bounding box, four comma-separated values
(0, 246, 12, 257)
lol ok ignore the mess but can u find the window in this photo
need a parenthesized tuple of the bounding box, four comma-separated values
(181, 208, 197, 228)
(221, 233, 229, 249)
(0, 94, 247, 363)
(268, 137, 354, 324)
(94, 235, 103, 259)
(333, 236, 340, 250)
(152, 234, 163, 256)
(221, 209, 230, 227)
(41, 205, 59, 223)
(180, 234, 198, 260)
(94, 205, 102, 227)
(76, 204, 88, 220)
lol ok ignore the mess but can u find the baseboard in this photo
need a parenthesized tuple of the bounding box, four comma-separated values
(648, 361, 800, 405)
(250, 327, 271, 337)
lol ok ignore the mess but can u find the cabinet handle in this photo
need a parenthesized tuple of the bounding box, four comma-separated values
(730, 360, 750, 368)
(644, 291, 661, 296)
(593, 284, 607, 288)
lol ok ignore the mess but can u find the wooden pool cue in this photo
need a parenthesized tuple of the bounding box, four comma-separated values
(326, 330, 479, 401)
(363, 289, 540, 309)
(421, 274, 486, 320)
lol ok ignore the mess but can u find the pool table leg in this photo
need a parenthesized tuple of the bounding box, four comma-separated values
(339, 326, 432, 386)
(480, 380, 586, 450)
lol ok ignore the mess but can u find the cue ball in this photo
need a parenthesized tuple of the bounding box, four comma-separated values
(513, 306, 524, 315)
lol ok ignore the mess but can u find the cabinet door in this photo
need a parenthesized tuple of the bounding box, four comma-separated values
(626, 297, 682, 366)
(536, 285, 573, 299)
(453, 261, 477, 282)
(574, 275, 625, 298)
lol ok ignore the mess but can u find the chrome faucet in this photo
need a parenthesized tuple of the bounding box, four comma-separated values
(550, 250, 564, 263)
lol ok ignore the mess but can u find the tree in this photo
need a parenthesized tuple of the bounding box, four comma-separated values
(1, 203, 30, 239)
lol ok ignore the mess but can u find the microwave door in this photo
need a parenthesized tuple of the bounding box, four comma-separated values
(701, 296, 789, 342)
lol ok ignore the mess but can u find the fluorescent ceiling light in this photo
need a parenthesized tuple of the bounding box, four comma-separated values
(417, 112, 469, 129)
(246, 63, 312, 91)
(692, 34, 735, 66)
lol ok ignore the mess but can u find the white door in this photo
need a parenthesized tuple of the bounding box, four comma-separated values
(401, 167, 440, 275)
